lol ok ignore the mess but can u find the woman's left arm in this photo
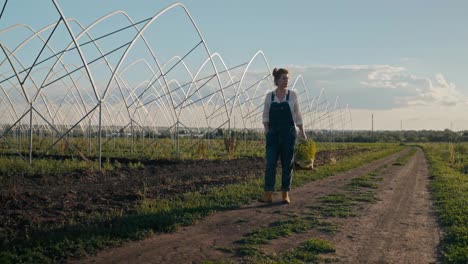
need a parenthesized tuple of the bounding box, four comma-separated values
(294, 92, 307, 139)
(297, 124, 306, 139)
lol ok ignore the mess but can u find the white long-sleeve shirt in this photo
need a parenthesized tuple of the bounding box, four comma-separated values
(262, 90, 303, 126)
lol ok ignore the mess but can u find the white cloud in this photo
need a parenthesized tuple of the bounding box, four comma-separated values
(428, 73, 462, 106)
(287, 64, 467, 109)
(281, 64, 468, 130)
(361, 65, 409, 89)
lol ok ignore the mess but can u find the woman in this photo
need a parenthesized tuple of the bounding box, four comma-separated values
(262, 68, 306, 204)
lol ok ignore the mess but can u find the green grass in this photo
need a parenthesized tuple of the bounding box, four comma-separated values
(1, 136, 376, 161)
(0, 143, 402, 263)
(310, 170, 384, 219)
(233, 214, 335, 262)
(291, 144, 402, 188)
(0, 136, 276, 162)
(0, 157, 98, 177)
(234, 238, 336, 263)
(0, 141, 380, 180)
(392, 147, 417, 166)
(345, 175, 379, 190)
(421, 143, 468, 263)
(279, 238, 335, 263)
(237, 217, 321, 246)
(310, 194, 357, 218)
(352, 191, 378, 203)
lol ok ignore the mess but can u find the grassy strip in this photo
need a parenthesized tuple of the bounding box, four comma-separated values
(237, 217, 320, 246)
(421, 143, 468, 263)
(0, 142, 373, 183)
(291, 144, 402, 188)
(234, 216, 326, 259)
(279, 238, 335, 263)
(0, 157, 98, 177)
(392, 147, 417, 166)
(0, 144, 402, 263)
(309, 193, 357, 218)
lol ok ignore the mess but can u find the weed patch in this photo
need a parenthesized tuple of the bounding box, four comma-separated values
(279, 238, 335, 263)
(236, 217, 320, 246)
(393, 148, 417, 166)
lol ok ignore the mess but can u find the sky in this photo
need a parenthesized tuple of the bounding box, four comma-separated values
(1, 0, 467, 131)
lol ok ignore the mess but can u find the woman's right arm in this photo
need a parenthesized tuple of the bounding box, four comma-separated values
(263, 122, 269, 133)
(263, 93, 270, 133)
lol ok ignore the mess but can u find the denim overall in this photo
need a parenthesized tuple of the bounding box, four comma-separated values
(264, 90, 297, 192)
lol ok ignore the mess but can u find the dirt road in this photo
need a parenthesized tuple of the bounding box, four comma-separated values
(331, 148, 441, 263)
(79, 148, 440, 263)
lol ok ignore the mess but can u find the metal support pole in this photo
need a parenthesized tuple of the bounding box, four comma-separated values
(142, 129, 144, 151)
(175, 120, 179, 156)
(19, 122, 22, 153)
(113, 125, 116, 150)
(207, 126, 211, 155)
(51, 128, 54, 153)
(29, 106, 33, 165)
(131, 119, 134, 153)
(98, 102, 102, 170)
(88, 117, 91, 155)
(243, 128, 247, 155)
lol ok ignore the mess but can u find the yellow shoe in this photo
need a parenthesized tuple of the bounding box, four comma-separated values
(282, 192, 291, 204)
(263, 192, 273, 203)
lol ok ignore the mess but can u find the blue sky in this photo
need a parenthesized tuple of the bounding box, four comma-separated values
(1, 0, 467, 130)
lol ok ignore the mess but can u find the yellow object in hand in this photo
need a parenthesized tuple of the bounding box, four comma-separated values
(294, 138, 317, 169)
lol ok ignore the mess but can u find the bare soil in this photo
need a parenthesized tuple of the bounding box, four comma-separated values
(78, 148, 441, 264)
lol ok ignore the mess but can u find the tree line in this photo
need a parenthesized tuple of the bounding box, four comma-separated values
(309, 129, 468, 143)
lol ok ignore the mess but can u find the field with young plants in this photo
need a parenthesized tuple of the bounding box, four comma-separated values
(0, 139, 398, 263)
(1, 141, 466, 263)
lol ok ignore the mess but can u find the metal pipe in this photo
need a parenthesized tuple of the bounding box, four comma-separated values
(29, 104, 33, 164)
(98, 102, 102, 169)
(130, 119, 134, 153)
